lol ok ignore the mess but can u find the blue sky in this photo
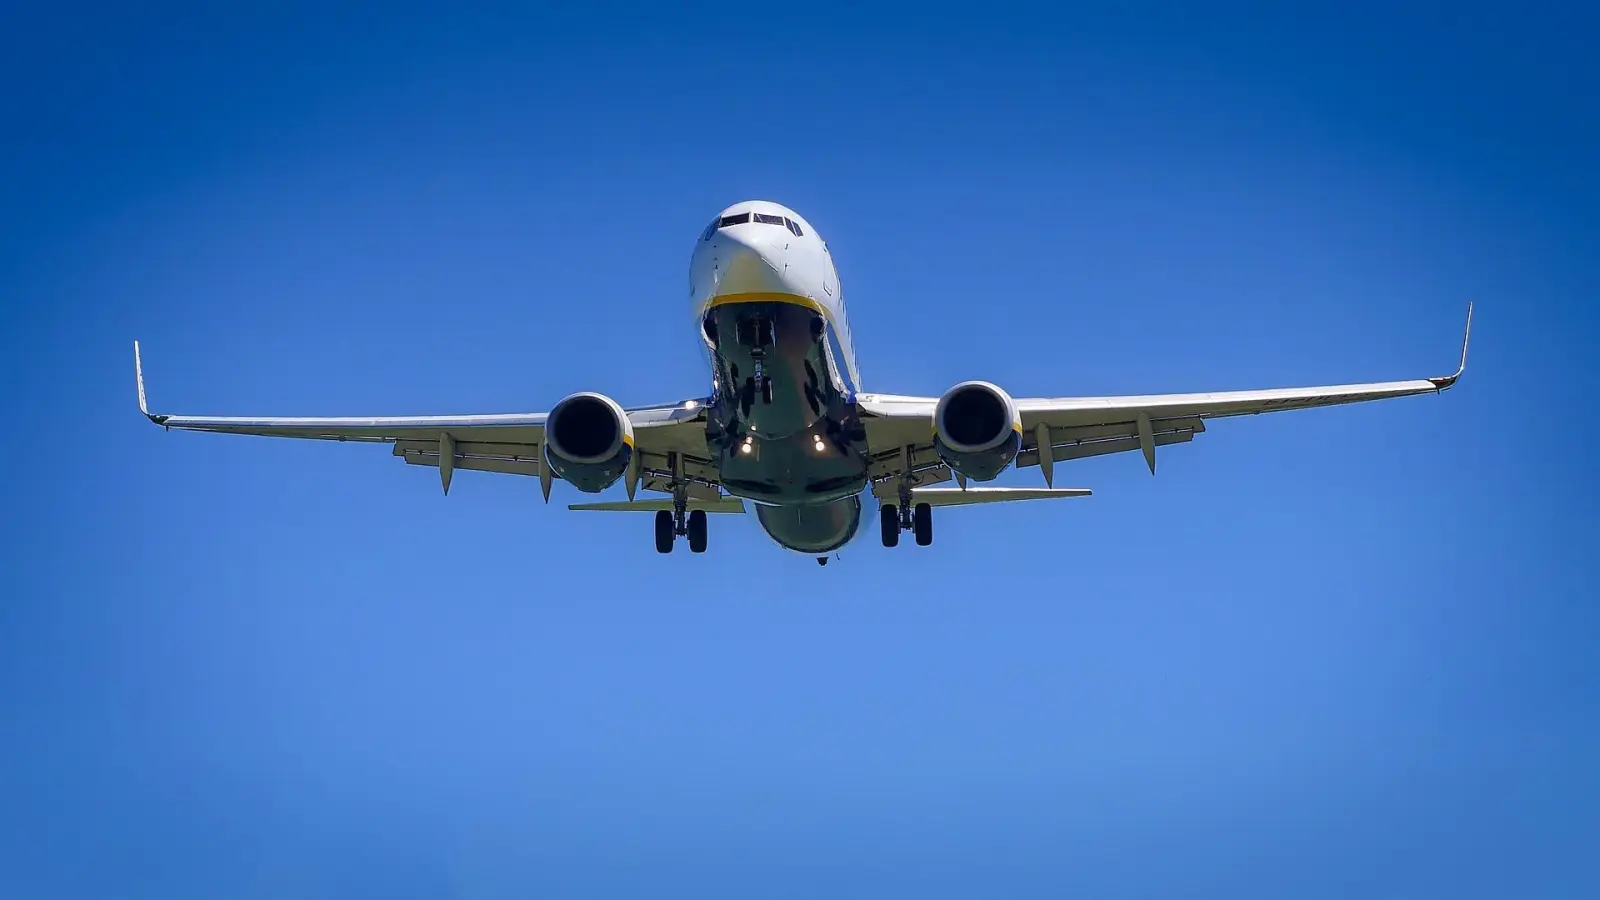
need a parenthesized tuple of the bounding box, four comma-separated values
(3, 3, 1597, 897)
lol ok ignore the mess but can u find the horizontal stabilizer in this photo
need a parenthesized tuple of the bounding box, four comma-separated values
(910, 487, 1092, 508)
(569, 498, 746, 514)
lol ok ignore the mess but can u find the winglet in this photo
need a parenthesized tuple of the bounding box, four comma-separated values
(1429, 302, 1472, 391)
(133, 341, 168, 425)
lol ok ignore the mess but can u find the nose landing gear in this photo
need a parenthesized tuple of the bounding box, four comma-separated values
(736, 314, 776, 407)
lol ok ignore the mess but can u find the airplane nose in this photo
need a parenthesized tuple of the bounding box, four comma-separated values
(710, 228, 787, 295)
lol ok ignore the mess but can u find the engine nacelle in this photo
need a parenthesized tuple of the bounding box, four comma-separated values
(933, 380, 1022, 482)
(543, 392, 634, 493)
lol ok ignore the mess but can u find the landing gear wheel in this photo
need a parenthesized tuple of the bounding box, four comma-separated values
(913, 502, 933, 546)
(880, 504, 900, 548)
(687, 509, 708, 553)
(655, 510, 675, 553)
(739, 378, 756, 415)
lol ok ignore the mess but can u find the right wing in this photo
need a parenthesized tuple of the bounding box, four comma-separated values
(859, 304, 1471, 485)
(911, 487, 1091, 507)
(134, 342, 721, 499)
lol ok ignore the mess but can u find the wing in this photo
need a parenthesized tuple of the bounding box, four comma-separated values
(911, 487, 1091, 507)
(134, 342, 719, 498)
(859, 304, 1471, 487)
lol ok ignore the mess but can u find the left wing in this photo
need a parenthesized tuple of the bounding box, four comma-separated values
(134, 342, 719, 498)
(859, 304, 1471, 486)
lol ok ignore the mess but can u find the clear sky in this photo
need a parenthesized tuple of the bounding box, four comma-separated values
(3, 3, 1597, 897)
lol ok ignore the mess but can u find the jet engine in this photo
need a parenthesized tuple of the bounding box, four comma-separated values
(933, 380, 1022, 482)
(543, 392, 634, 493)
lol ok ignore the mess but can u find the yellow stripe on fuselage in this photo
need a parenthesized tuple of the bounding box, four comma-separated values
(703, 291, 828, 316)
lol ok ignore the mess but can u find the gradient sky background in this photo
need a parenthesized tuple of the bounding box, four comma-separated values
(3, 3, 1597, 898)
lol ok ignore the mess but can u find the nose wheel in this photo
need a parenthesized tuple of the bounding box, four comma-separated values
(735, 314, 776, 406)
(738, 374, 774, 414)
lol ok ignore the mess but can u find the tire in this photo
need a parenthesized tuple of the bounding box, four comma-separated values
(687, 509, 708, 553)
(654, 510, 675, 554)
(739, 379, 755, 415)
(880, 504, 900, 548)
(913, 503, 933, 546)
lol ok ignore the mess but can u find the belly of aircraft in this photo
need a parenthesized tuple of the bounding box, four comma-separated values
(703, 300, 869, 509)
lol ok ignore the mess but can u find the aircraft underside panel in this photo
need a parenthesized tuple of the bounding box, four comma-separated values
(703, 300, 870, 506)
(754, 495, 863, 554)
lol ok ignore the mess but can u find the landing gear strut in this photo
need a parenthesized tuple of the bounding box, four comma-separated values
(737, 315, 776, 406)
(654, 453, 709, 554)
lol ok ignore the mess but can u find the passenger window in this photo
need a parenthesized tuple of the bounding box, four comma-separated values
(719, 213, 751, 227)
(784, 217, 803, 236)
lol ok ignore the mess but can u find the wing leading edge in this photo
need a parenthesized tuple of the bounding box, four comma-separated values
(859, 304, 1472, 480)
(133, 341, 715, 496)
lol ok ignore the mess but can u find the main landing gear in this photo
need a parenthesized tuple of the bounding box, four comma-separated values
(879, 501, 933, 548)
(656, 507, 708, 554)
(654, 452, 707, 554)
(880, 453, 934, 548)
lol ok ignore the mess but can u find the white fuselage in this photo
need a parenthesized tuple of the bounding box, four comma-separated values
(689, 201, 861, 400)
(684, 201, 875, 551)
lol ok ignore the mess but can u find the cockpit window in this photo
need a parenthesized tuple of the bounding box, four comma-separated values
(711, 211, 802, 236)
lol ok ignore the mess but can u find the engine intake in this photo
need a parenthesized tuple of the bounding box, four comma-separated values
(933, 381, 1021, 481)
(544, 392, 634, 493)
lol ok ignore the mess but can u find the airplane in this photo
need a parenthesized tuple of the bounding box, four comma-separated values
(134, 200, 1471, 565)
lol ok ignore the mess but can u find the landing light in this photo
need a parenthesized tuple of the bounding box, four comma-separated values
(813, 440, 826, 452)
(740, 443, 753, 455)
